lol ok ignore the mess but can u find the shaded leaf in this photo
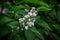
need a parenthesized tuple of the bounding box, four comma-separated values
(37, 7, 51, 11)
(30, 27, 45, 40)
(25, 29, 36, 40)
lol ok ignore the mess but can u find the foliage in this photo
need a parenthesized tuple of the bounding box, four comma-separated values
(0, 0, 60, 40)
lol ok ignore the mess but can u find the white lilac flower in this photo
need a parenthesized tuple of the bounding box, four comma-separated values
(30, 22, 34, 27)
(26, 22, 34, 27)
(22, 23, 25, 27)
(19, 7, 37, 30)
(28, 18, 31, 21)
(32, 7, 35, 10)
(35, 10, 37, 13)
(30, 9, 33, 12)
(32, 12, 37, 16)
(24, 15, 30, 18)
(25, 26, 29, 30)
(22, 18, 25, 20)
(28, 12, 32, 16)
(19, 18, 25, 23)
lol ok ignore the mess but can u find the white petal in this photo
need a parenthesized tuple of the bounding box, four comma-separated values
(22, 18, 25, 20)
(19, 18, 24, 23)
(30, 10, 33, 12)
(19, 18, 22, 21)
(27, 22, 34, 27)
(24, 15, 30, 18)
(25, 26, 28, 30)
(28, 18, 31, 21)
(33, 12, 37, 16)
(28, 12, 32, 16)
(32, 7, 35, 10)
(26, 22, 32, 27)
(22, 23, 25, 27)
(30, 22, 34, 26)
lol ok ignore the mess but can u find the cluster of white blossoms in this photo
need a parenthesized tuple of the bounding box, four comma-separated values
(19, 7, 38, 30)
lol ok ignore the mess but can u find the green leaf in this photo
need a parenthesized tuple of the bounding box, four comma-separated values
(0, 14, 13, 25)
(57, 10, 60, 22)
(53, 24, 60, 33)
(0, 26, 11, 38)
(35, 16, 52, 31)
(5, 4, 13, 11)
(12, 5, 26, 12)
(25, 30, 36, 40)
(23, 0, 49, 7)
(15, 10, 26, 19)
(52, 33, 60, 40)
(23, 0, 39, 4)
(7, 21, 19, 28)
(30, 27, 45, 40)
(39, 1, 49, 7)
(37, 7, 51, 11)
(12, 29, 25, 40)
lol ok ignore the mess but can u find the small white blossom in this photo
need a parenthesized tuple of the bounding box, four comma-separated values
(27, 22, 34, 27)
(30, 10, 33, 12)
(22, 18, 25, 20)
(32, 12, 37, 16)
(35, 10, 37, 13)
(24, 15, 30, 18)
(19, 18, 25, 23)
(25, 26, 29, 30)
(28, 12, 32, 16)
(19, 18, 22, 21)
(22, 23, 25, 27)
(30, 22, 34, 27)
(32, 7, 35, 10)
(28, 18, 31, 21)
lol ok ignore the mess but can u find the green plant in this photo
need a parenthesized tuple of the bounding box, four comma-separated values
(0, 0, 60, 40)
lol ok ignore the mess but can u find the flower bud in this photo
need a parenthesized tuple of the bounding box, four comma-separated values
(28, 18, 31, 21)
(32, 7, 35, 10)
(24, 15, 30, 18)
(26, 22, 34, 27)
(28, 12, 32, 16)
(19, 18, 25, 23)
(25, 26, 29, 30)
(32, 12, 37, 16)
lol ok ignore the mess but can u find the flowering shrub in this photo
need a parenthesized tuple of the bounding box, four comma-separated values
(0, 0, 60, 40)
(19, 7, 37, 30)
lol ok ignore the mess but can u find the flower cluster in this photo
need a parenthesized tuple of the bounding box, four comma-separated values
(19, 7, 38, 30)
